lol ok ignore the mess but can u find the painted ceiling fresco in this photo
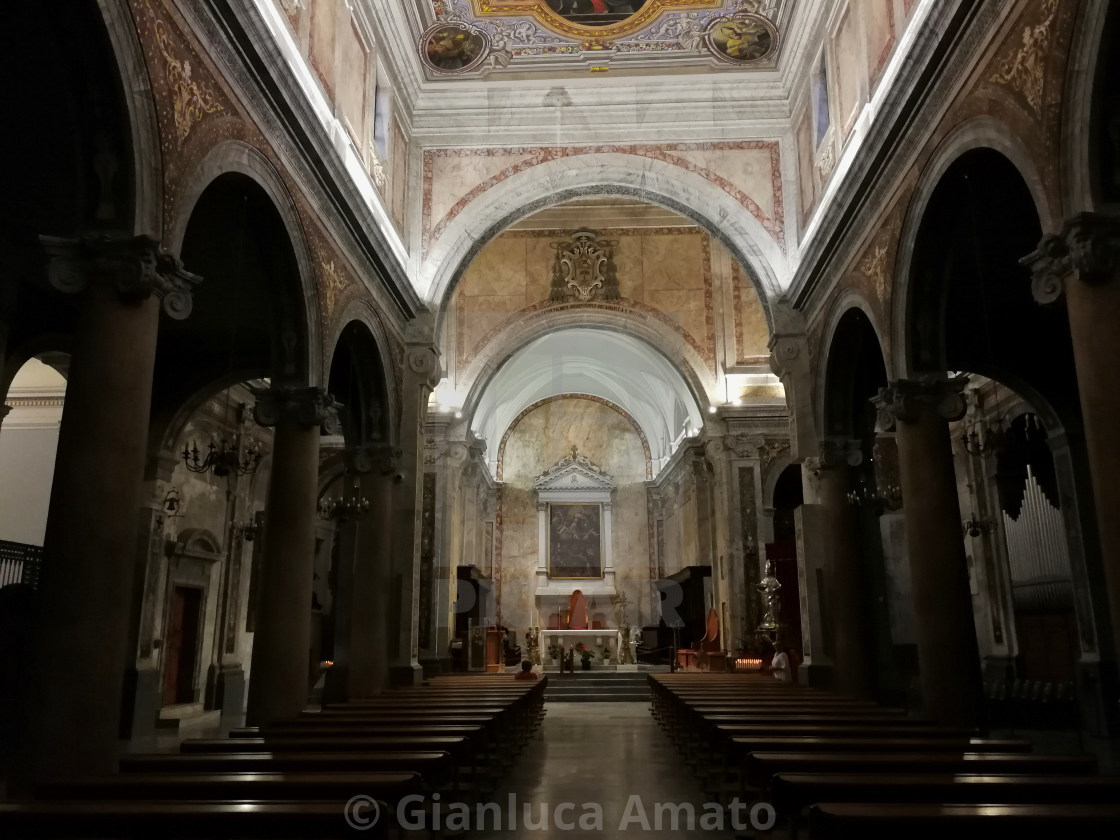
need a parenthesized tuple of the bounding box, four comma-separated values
(421, 0, 785, 76)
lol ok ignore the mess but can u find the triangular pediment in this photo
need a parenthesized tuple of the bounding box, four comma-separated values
(533, 450, 616, 492)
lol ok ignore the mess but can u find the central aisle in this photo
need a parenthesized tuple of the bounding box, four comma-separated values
(475, 701, 744, 839)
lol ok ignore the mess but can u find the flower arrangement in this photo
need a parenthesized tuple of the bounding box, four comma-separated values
(575, 642, 594, 663)
(547, 643, 564, 661)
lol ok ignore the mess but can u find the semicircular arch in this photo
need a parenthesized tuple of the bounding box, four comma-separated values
(424, 152, 787, 326)
(892, 117, 1052, 379)
(169, 140, 322, 386)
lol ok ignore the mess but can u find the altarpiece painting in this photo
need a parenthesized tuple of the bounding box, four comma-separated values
(548, 503, 603, 579)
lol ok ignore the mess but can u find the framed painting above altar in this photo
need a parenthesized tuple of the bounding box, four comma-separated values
(547, 502, 603, 579)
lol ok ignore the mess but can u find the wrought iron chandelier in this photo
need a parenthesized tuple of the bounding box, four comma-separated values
(845, 476, 902, 509)
(317, 476, 370, 521)
(182, 432, 261, 478)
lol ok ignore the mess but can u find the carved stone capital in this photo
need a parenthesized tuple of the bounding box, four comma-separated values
(39, 234, 199, 320)
(818, 438, 864, 469)
(725, 433, 766, 459)
(347, 442, 402, 475)
(768, 334, 807, 377)
(1022, 212, 1120, 304)
(405, 345, 441, 389)
(873, 376, 967, 430)
(253, 386, 340, 433)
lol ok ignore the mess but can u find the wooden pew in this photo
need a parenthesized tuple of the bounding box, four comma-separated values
(0, 801, 394, 839)
(773, 773, 1120, 839)
(40, 771, 423, 806)
(807, 802, 1120, 840)
(744, 752, 1098, 792)
(120, 751, 454, 789)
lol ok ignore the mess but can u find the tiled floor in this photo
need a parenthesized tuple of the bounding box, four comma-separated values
(468, 702, 759, 839)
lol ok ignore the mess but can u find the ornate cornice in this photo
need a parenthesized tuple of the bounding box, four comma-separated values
(533, 447, 616, 492)
(39, 234, 198, 319)
(873, 376, 968, 430)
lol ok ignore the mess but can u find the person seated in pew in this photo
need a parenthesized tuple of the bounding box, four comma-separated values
(514, 661, 539, 681)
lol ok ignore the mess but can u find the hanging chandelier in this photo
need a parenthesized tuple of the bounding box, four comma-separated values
(960, 413, 1006, 458)
(182, 428, 261, 478)
(845, 476, 902, 509)
(317, 476, 370, 521)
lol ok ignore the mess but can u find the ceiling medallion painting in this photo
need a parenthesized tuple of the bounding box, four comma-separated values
(704, 12, 777, 65)
(419, 21, 491, 74)
(427, 0, 783, 75)
(549, 229, 621, 302)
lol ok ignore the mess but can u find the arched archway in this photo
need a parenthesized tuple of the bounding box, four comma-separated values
(897, 147, 1112, 729)
(819, 305, 895, 700)
(423, 153, 788, 324)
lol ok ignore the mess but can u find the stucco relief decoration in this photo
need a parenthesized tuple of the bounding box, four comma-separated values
(430, 1, 783, 74)
(857, 212, 902, 307)
(318, 259, 347, 324)
(419, 21, 492, 74)
(988, 0, 1059, 118)
(703, 12, 777, 66)
(549, 229, 621, 302)
(150, 9, 225, 145)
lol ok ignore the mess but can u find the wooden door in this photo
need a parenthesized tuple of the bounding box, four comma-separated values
(162, 586, 202, 706)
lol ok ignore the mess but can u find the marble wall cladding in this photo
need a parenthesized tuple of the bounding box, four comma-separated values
(453, 228, 715, 373)
(390, 119, 408, 235)
(309, 0, 337, 100)
(727, 254, 771, 364)
(865, 0, 897, 85)
(795, 108, 815, 228)
(833, 4, 864, 141)
(336, 17, 368, 144)
(497, 398, 651, 631)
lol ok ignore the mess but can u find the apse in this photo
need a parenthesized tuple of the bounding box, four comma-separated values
(469, 327, 704, 477)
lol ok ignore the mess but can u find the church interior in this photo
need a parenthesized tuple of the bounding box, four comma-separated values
(2, 0, 1120, 835)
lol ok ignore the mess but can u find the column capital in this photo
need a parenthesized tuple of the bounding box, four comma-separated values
(724, 433, 766, 459)
(405, 345, 441, 389)
(818, 438, 864, 470)
(1022, 212, 1120, 304)
(347, 442, 403, 476)
(873, 376, 967, 430)
(253, 386, 340, 432)
(39, 233, 199, 320)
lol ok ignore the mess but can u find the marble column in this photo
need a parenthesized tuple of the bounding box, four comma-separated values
(23, 235, 196, 782)
(390, 344, 441, 684)
(875, 377, 982, 727)
(347, 444, 399, 697)
(1024, 214, 1120, 668)
(246, 386, 339, 726)
(817, 439, 876, 700)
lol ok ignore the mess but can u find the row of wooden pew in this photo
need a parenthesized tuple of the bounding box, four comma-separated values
(0, 674, 546, 837)
(650, 673, 1120, 838)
